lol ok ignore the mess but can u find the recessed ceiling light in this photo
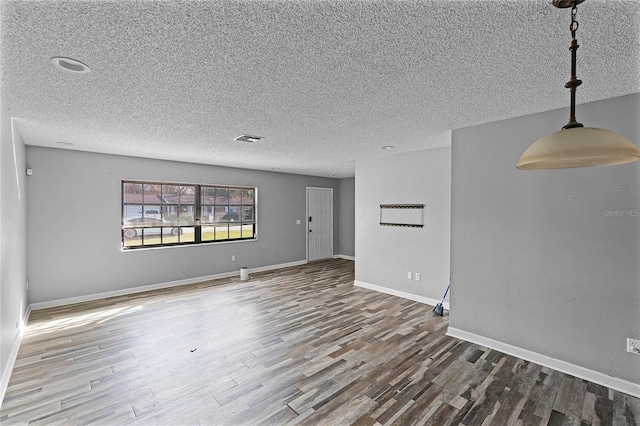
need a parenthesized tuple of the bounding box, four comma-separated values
(51, 57, 90, 73)
(234, 134, 265, 143)
(56, 141, 75, 146)
(380, 145, 394, 150)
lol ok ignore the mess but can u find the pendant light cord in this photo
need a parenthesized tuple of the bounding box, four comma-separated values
(563, 4, 584, 129)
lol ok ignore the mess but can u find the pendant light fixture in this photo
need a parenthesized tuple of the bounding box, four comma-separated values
(517, 0, 640, 170)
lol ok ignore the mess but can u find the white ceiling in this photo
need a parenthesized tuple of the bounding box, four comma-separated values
(1, 0, 638, 178)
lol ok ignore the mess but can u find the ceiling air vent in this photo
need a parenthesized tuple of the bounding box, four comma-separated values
(234, 134, 265, 143)
(51, 57, 90, 73)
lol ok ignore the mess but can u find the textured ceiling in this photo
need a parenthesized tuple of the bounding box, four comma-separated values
(1, 0, 638, 178)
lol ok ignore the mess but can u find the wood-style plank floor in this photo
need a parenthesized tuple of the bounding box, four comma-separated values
(1, 259, 638, 425)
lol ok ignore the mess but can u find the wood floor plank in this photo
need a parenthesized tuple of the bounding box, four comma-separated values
(1, 259, 638, 425)
(612, 392, 640, 426)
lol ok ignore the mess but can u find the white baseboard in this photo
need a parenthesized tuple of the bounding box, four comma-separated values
(30, 260, 308, 311)
(243, 260, 307, 274)
(447, 327, 640, 399)
(353, 280, 449, 310)
(333, 254, 355, 261)
(1, 307, 31, 407)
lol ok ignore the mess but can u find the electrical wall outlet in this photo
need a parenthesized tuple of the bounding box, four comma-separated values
(231, 255, 236, 261)
(407, 272, 412, 280)
(415, 273, 421, 281)
(628, 338, 640, 355)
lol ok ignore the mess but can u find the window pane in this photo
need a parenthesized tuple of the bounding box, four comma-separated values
(228, 206, 241, 223)
(229, 188, 242, 205)
(214, 206, 228, 223)
(201, 187, 215, 205)
(215, 188, 229, 204)
(123, 205, 143, 222)
(229, 224, 243, 239)
(160, 226, 184, 244)
(162, 203, 195, 224)
(123, 183, 142, 204)
(179, 186, 196, 204)
(242, 206, 254, 222)
(123, 239, 141, 248)
(142, 205, 161, 219)
(142, 228, 163, 246)
(123, 228, 142, 247)
(162, 185, 181, 204)
(162, 205, 178, 221)
(143, 184, 162, 204)
(178, 206, 195, 224)
(214, 225, 229, 240)
(179, 227, 195, 243)
(242, 224, 254, 238)
(201, 225, 215, 241)
(242, 189, 254, 204)
(201, 206, 215, 224)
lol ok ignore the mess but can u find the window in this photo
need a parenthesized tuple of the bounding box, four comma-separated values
(122, 181, 256, 249)
(200, 186, 255, 242)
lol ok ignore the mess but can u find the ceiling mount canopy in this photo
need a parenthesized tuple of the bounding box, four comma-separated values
(517, 0, 640, 170)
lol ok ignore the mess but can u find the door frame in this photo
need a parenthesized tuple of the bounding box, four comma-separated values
(306, 187, 334, 262)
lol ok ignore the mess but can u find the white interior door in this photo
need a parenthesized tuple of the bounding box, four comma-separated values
(307, 187, 333, 262)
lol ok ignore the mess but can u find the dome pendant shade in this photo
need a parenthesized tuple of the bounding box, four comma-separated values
(517, 0, 639, 170)
(517, 127, 640, 170)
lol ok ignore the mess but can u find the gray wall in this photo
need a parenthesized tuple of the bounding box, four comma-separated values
(355, 147, 451, 301)
(0, 104, 28, 392)
(338, 177, 355, 257)
(450, 93, 640, 384)
(26, 147, 341, 304)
